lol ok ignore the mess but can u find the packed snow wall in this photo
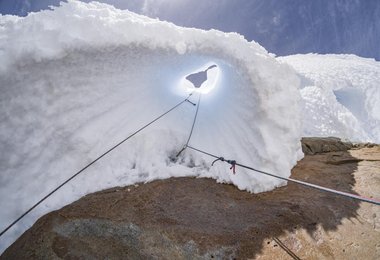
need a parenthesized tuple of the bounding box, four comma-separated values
(0, 1, 303, 251)
(279, 54, 380, 143)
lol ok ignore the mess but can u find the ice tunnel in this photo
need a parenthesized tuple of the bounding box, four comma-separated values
(0, 0, 303, 251)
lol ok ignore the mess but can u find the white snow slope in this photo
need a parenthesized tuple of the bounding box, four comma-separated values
(279, 54, 380, 143)
(0, 1, 303, 251)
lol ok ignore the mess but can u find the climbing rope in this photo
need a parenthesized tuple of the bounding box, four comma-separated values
(176, 93, 380, 206)
(0, 93, 194, 238)
(186, 145, 380, 206)
(176, 93, 202, 157)
(175, 93, 380, 205)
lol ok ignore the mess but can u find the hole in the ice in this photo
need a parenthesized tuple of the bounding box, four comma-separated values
(182, 64, 220, 94)
(186, 65, 217, 88)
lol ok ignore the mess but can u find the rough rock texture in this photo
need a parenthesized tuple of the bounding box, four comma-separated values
(301, 137, 353, 155)
(2, 142, 380, 259)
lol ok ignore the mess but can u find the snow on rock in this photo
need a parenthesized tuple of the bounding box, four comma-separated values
(278, 54, 380, 143)
(0, 1, 302, 251)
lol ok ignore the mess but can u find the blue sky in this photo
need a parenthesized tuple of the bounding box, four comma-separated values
(1, 0, 379, 60)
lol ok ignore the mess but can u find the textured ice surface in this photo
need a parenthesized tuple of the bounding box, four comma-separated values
(279, 54, 380, 143)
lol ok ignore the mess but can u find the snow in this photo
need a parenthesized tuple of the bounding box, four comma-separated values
(0, 1, 303, 252)
(278, 54, 380, 143)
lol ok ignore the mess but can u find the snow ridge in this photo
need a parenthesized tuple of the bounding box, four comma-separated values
(279, 54, 380, 143)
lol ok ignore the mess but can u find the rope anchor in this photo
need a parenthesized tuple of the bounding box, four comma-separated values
(187, 145, 380, 206)
(212, 157, 237, 174)
(229, 160, 236, 174)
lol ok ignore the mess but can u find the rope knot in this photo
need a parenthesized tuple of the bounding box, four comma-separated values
(211, 158, 236, 174)
(227, 160, 236, 174)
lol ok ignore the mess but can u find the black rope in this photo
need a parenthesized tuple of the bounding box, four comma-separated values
(186, 145, 380, 206)
(0, 94, 193, 238)
(176, 93, 202, 157)
(185, 99, 196, 106)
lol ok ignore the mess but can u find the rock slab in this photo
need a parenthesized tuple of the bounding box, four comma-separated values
(2, 144, 380, 259)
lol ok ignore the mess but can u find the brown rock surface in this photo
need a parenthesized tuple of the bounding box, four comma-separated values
(2, 143, 380, 259)
(301, 137, 353, 155)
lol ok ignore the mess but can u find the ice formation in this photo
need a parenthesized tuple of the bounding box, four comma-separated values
(0, 1, 303, 251)
(279, 54, 380, 143)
